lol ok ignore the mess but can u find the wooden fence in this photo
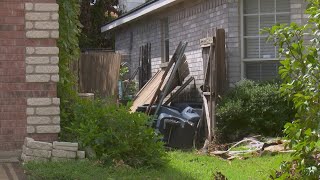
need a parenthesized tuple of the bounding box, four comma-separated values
(77, 51, 121, 98)
(139, 43, 151, 89)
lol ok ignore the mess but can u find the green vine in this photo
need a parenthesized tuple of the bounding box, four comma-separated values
(57, 0, 81, 140)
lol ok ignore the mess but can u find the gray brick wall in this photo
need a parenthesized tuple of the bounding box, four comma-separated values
(115, 0, 307, 91)
(115, 0, 232, 86)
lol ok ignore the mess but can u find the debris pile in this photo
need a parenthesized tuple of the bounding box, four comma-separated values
(131, 42, 199, 149)
(131, 29, 227, 149)
(209, 136, 293, 160)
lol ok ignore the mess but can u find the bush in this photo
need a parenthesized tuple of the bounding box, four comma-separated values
(216, 80, 295, 142)
(264, 1, 320, 178)
(68, 99, 167, 168)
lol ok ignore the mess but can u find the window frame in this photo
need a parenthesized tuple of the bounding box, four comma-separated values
(240, 0, 290, 79)
(161, 17, 170, 63)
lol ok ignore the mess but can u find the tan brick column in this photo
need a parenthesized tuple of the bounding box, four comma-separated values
(25, 2, 60, 141)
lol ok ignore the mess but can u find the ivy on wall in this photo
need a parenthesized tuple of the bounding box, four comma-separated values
(57, 0, 81, 139)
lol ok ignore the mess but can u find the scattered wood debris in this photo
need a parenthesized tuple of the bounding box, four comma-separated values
(130, 42, 191, 115)
(130, 70, 166, 112)
(207, 136, 293, 160)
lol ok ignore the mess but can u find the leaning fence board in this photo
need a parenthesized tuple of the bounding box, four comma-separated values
(202, 94, 211, 142)
(201, 29, 226, 141)
(139, 43, 151, 89)
(130, 70, 166, 112)
(164, 76, 194, 105)
(216, 29, 227, 95)
(153, 43, 188, 117)
(209, 42, 216, 137)
(177, 60, 190, 85)
(147, 42, 183, 114)
(79, 52, 121, 98)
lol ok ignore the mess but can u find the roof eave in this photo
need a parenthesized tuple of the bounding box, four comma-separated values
(101, 0, 178, 32)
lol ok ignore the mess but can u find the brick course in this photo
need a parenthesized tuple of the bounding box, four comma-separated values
(0, 0, 60, 151)
(0, 0, 27, 150)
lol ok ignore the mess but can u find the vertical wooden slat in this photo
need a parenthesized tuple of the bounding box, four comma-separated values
(210, 41, 216, 137)
(139, 43, 152, 89)
(216, 29, 227, 95)
(212, 29, 226, 138)
(78, 52, 121, 98)
(147, 43, 151, 80)
(200, 29, 226, 142)
(139, 45, 143, 89)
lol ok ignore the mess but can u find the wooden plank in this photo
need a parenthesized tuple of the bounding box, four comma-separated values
(153, 43, 188, 116)
(133, 71, 160, 100)
(209, 40, 216, 138)
(199, 29, 226, 142)
(164, 76, 194, 105)
(147, 42, 183, 114)
(131, 70, 165, 112)
(203, 44, 214, 91)
(148, 43, 152, 81)
(139, 45, 143, 89)
(202, 94, 211, 142)
(177, 61, 190, 84)
(216, 29, 227, 95)
(166, 55, 187, 93)
(89, 54, 94, 92)
(139, 43, 152, 89)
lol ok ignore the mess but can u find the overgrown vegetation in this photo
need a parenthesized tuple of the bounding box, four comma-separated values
(265, 0, 320, 178)
(216, 80, 295, 143)
(79, 0, 118, 48)
(24, 151, 291, 180)
(119, 65, 138, 102)
(68, 99, 167, 168)
(57, 0, 81, 140)
(57, 0, 166, 168)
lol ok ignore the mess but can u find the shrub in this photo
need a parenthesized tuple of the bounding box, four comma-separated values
(68, 99, 167, 168)
(264, 1, 320, 178)
(216, 80, 295, 142)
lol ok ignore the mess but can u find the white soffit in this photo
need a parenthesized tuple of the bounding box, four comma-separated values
(101, 0, 178, 32)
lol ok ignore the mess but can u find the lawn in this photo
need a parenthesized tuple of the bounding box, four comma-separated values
(24, 151, 290, 180)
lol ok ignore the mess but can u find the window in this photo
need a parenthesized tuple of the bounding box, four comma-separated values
(161, 18, 169, 62)
(245, 61, 281, 81)
(242, 0, 290, 81)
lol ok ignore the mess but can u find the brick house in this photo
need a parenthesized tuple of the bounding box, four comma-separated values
(102, 0, 307, 90)
(0, 1, 60, 151)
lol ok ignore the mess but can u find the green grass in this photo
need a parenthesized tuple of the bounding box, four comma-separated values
(24, 151, 290, 180)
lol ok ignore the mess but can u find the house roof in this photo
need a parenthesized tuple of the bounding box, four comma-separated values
(101, 0, 181, 32)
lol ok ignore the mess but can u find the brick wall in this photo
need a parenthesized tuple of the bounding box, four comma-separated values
(115, 0, 232, 90)
(0, 0, 60, 151)
(115, 0, 232, 102)
(115, 0, 236, 103)
(115, 0, 308, 97)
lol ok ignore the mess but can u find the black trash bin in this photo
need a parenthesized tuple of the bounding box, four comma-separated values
(137, 104, 200, 149)
(157, 106, 200, 149)
(162, 119, 196, 149)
